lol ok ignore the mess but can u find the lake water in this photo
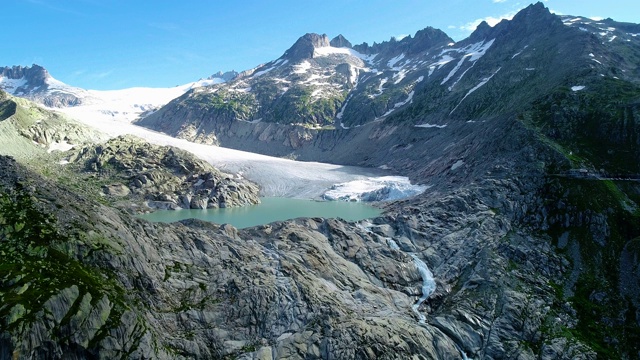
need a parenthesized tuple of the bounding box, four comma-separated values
(138, 197, 382, 229)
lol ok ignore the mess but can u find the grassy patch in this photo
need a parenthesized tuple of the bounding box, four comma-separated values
(0, 191, 128, 335)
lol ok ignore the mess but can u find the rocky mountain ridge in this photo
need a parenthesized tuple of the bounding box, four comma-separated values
(0, 65, 238, 111)
(135, 2, 640, 173)
(0, 64, 90, 107)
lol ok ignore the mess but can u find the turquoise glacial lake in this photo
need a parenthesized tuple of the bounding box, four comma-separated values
(138, 197, 382, 229)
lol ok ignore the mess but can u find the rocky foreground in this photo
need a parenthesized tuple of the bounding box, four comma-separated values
(3, 146, 629, 359)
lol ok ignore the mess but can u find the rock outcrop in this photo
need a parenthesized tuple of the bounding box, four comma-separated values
(330, 34, 352, 48)
(282, 33, 331, 62)
(68, 135, 261, 211)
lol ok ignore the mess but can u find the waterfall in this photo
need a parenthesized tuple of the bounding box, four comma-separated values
(385, 238, 436, 323)
(409, 253, 436, 323)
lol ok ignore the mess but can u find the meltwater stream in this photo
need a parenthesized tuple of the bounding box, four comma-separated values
(386, 238, 436, 323)
(386, 234, 470, 359)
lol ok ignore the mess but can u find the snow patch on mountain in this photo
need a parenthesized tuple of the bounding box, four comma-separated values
(512, 45, 529, 59)
(293, 61, 312, 74)
(415, 123, 447, 129)
(440, 39, 495, 87)
(313, 46, 375, 61)
(253, 65, 277, 77)
(382, 91, 415, 117)
(336, 94, 353, 120)
(441, 57, 467, 85)
(369, 78, 388, 98)
(433, 54, 455, 68)
(393, 69, 409, 84)
(0, 78, 28, 94)
(387, 54, 406, 69)
(450, 67, 501, 114)
(571, 85, 586, 91)
(47, 141, 75, 153)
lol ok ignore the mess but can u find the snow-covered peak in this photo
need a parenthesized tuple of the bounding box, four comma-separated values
(0, 77, 28, 94)
(61, 77, 230, 124)
(2, 63, 235, 121)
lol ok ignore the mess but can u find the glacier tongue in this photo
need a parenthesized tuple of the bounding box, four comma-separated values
(322, 176, 428, 202)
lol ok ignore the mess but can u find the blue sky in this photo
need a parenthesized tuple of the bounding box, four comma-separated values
(3, 0, 638, 90)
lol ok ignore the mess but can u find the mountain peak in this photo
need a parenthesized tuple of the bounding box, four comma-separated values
(1, 64, 49, 83)
(407, 27, 453, 55)
(0, 64, 88, 107)
(282, 33, 331, 62)
(468, 2, 560, 41)
(511, 1, 556, 24)
(210, 70, 238, 82)
(330, 34, 352, 48)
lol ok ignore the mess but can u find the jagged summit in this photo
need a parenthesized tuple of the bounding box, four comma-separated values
(468, 2, 560, 41)
(330, 34, 352, 48)
(509, 2, 561, 31)
(406, 27, 453, 55)
(281, 33, 331, 61)
(352, 26, 452, 56)
(0, 64, 88, 107)
(209, 70, 238, 82)
(1, 64, 50, 92)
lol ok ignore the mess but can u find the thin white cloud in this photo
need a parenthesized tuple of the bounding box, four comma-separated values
(24, 0, 86, 16)
(460, 9, 521, 32)
(78, 70, 112, 80)
(148, 22, 181, 32)
(492, 0, 508, 3)
(92, 71, 112, 79)
(393, 34, 409, 41)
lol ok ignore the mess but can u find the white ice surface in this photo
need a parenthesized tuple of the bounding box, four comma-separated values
(40, 76, 225, 124)
(58, 105, 418, 200)
(571, 85, 586, 91)
(324, 176, 428, 202)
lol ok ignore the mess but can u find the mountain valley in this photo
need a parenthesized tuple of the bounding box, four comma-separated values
(1, 2, 640, 359)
